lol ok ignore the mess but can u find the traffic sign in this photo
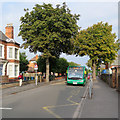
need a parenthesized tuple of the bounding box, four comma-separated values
(34, 64, 38, 70)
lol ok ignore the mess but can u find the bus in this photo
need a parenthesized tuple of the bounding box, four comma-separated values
(66, 66, 88, 86)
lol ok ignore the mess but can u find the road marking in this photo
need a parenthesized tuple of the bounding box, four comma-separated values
(43, 107, 63, 120)
(0, 107, 12, 110)
(72, 85, 88, 119)
(43, 86, 83, 118)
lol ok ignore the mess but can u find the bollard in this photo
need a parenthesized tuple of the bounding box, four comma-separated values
(88, 77, 93, 99)
(19, 79, 22, 86)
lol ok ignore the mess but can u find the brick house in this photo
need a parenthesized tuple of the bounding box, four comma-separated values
(27, 55, 38, 73)
(0, 24, 20, 83)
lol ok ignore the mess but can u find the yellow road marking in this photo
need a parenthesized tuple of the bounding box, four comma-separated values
(43, 107, 63, 120)
(43, 86, 82, 118)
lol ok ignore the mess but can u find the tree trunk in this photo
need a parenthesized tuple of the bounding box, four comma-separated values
(46, 58, 49, 82)
(92, 60, 96, 81)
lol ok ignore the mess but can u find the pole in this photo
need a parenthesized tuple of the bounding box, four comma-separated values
(35, 70, 37, 85)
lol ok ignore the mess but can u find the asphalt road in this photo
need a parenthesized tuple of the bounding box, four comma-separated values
(2, 81, 87, 119)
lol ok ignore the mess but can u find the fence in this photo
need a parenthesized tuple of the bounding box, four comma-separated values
(101, 67, 120, 91)
(23, 73, 44, 82)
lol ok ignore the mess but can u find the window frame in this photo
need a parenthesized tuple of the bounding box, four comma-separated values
(0, 44, 4, 59)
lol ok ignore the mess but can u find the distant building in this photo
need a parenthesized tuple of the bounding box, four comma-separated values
(110, 55, 120, 68)
(0, 24, 20, 82)
(27, 55, 38, 73)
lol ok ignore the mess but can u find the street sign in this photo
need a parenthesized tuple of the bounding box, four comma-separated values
(34, 64, 38, 70)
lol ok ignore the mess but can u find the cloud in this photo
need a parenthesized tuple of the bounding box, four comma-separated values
(1, 1, 118, 65)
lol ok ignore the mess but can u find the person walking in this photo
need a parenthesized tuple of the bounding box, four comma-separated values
(18, 73, 23, 86)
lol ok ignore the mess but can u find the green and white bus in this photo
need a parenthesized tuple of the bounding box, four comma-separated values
(66, 66, 88, 85)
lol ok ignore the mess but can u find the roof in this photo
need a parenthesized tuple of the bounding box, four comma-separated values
(30, 56, 36, 61)
(0, 31, 20, 45)
(0, 30, 8, 41)
(30, 55, 38, 61)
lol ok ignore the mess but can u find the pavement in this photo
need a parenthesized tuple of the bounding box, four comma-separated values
(77, 76, 119, 119)
(2, 78, 65, 97)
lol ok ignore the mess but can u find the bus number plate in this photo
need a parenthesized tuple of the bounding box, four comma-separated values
(73, 82, 77, 84)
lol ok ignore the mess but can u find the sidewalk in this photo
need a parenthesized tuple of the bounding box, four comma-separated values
(1, 78, 65, 97)
(79, 77, 118, 119)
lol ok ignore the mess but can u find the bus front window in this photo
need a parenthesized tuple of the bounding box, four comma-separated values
(68, 69, 83, 80)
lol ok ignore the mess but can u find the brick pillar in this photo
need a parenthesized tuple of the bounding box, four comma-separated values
(116, 67, 118, 89)
(112, 69, 116, 88)
(5, 24, 14, 39)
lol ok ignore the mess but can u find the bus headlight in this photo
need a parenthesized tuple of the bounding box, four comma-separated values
(79, 80, 83, 82)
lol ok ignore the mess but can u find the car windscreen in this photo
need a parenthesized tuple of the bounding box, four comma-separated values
(68, 67, 84, 79)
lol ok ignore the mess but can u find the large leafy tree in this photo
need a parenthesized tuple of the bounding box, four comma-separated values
(68, 61, 80, 66)
(18, 2, 80, 82)
(20, 52, 29, 73)
(56, 58, 69, 75)
(74, 22, 119, 80)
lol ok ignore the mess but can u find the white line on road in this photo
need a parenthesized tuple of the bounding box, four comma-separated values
(0, 107, 12, 110)
(72, 84, 88, 119)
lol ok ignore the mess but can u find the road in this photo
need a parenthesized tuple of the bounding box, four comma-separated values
(2, 80, 88, 119)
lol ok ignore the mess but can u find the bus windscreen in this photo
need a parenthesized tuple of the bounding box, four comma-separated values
(68, 67, 84, 79)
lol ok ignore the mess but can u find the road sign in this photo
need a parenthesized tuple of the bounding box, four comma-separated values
(34, 64, 38, 70)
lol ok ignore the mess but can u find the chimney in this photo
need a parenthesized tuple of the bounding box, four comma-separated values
(5, 23, 14, 39)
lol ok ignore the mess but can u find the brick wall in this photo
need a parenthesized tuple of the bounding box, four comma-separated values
(1, 76, 9, 83)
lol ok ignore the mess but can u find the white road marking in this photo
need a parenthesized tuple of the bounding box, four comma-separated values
(72, 85, 88, 119)
(0, 107, 12, 110)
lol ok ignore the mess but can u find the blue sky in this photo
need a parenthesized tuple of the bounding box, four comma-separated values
(0, 1, 118, 67)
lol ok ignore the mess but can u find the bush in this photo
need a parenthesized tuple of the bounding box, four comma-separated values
(49, 75, 55, 81)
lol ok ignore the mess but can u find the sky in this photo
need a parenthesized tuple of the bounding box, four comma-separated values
(0, 0, 119, 67)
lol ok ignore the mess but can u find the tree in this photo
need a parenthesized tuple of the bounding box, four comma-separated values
(86, 59, 92, 69)
(37, 56, 69, 75)
(18, 2, 80, 82)
(68, 61, 80, 66)
(74, 22, 119, 80)
(37, 56, 57, 74)
(56, 58, 69, 75)
(20, 52, 29, 72)
(37, 56, 46, 73)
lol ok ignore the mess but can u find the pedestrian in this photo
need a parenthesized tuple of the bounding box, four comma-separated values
(18, 73, 23, 86)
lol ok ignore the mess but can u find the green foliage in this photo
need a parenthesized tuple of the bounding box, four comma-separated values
(37, 56, 69, 74)
(74, 22, 119, 63)
(20, 52, 29, 72)
(37, 56, 46, 73)
(68, 62, 80, 66)
(55, 58, 69, 74)
(74, 22, 119, 79)
(86, 59, 92, 68)
(18, 2, 80, 58)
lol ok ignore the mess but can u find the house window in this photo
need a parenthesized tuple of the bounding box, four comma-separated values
(9, 48, 13, 58)
(15, 48, 18, 59)
(9, 65, 13, 76)
(0, 46, 2, 57)
(15, 65, 18, 76)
